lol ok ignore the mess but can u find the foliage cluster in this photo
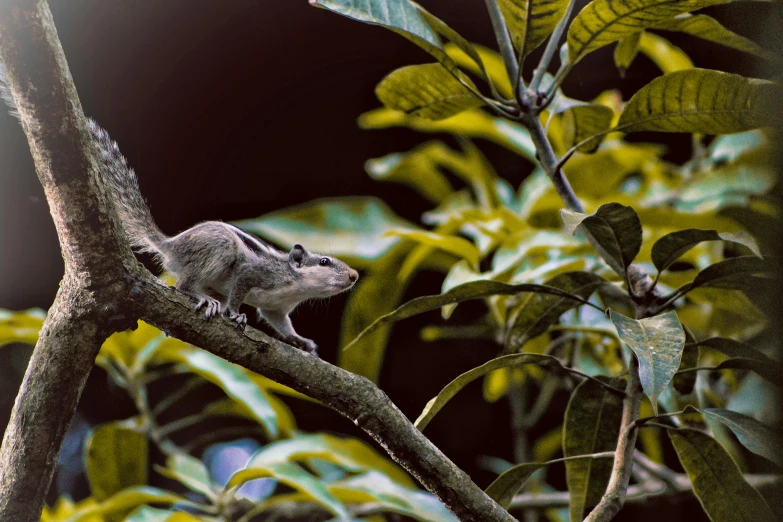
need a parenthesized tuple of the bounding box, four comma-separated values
(1, 0, 781, 520)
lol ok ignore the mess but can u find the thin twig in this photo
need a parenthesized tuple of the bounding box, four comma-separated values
(485, 0, 519, 88)
(529, 0, 576, 93)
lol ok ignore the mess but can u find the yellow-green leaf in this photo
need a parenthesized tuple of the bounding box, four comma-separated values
(156, 453, 214, 500)
(0, 308, 44, 347)
(387, 228, 481, 269)
(365, 143, 454, 204)
(63, 487, 201, 522)
(568, 0, 732, 64)
(560, 104, 614, 152)
(637, 31, 693, 74)
(234, 196, 414, 267)
(564, 377, 625, 521)
(331, 471, 459, 522)
(242, 433, 413, 488)
(358, 107, 537, 159)
(375, 63, 484, 120)
(654, 14, 766, 57)
(153, 347, 280, 439)
(85, 423, 148, 502)
(445, 42, 513, 99)
(227, 461, 349, 519)
(415, 353, 572, 431)
(499, 0, 571, 58)
(668, 428, 776, 522)
(618, 69, 777, 134)
(613, 32, 642, 75)
(338, 244, 411, 382)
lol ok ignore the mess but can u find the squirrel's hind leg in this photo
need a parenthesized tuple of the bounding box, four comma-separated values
(176, 274, 222, 319)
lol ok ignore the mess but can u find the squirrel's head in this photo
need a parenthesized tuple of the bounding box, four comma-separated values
(289, 244, 359, 297)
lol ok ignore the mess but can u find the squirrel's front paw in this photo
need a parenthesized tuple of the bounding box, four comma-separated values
(286, 336, 319, 355)
(228, 311, 247, 330)
(195, 296, 221, 319)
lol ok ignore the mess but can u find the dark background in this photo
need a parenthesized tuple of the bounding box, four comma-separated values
(0, 1, 779, 520)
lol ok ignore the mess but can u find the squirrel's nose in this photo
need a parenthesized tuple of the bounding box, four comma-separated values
(348, 269, 359, 283)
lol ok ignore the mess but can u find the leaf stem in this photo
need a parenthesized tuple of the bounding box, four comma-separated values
(485, 0, 519, 88)
(584, 357, 643, 522)
(529, 0, 576, 94)
(521, 111, 583, 213)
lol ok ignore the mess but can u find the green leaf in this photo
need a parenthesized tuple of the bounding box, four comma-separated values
(365, 143, 454, 204)
(242, 433, 413, 488)
(227, 461, 349, 519)
(233, 196, 414, 267)
(64, 486, 201, 522)
(672, 342, 699, 395)
(687, 255, 772, 293)
(618, 69, 777, 134)
(506, 272, 607, 349)
(653, 14, 766, 57)
(668, 428, 776, 522)
(156, 453, 214, 500)
(124, 506, 204, 522)
(695, 337, 781, 383)
(386, 228, 481, 269)
(485, 462, 544, 509)
(692, 408, 783, 467)
(155, 347, 279, 439)
(309, 0, 460, 75)
(651, 229, 761, 273)
(0, 308, 44, 347)
(85, 423, 148, 501)
(567, 0, 732, 64)
(415, 353, 572, 431)
(560, 104, 614, 153)
(561, 203, 642, 276)
(498, 0, 571, 58)
(338, 245, 411, 382)
(564, 377, 625, 521)
(375, 63, 484, 120)
(344, 276, 603, 353)
(677, 149, 774, 212)
(637, 31, 693, 74)
(614, 32, 642, 76)
(331, 471, 459, 522)
(610, 310, 685, 414)
(709, 130, 766, 164)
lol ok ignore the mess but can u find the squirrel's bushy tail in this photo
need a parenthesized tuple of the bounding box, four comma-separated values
(0, 63, 167, 255)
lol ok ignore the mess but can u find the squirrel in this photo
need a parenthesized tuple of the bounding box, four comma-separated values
(0, 64, 358, 354)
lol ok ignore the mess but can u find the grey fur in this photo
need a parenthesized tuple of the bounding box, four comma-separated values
(0, 64, 358, 353)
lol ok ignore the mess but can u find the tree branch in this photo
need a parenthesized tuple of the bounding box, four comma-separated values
(0, 1, 138, 520)
(133, 278, 515, 521)
(584, 357, 643, 522)
(0, 2, 516, 521)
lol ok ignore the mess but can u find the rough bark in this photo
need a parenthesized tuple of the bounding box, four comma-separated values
(0, 2, 515, 521)
(0, 1, 137, 519)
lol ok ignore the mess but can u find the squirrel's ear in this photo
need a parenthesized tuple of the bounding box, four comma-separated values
(289, 244, 307, 267)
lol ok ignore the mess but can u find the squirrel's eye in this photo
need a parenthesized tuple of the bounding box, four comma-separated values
(319, 257, 331, 266)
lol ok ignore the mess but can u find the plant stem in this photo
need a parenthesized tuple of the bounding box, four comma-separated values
(583, 357, 643, 522)
(529, 0, 576, 93)
(521, 112, 584, 212)
(485, 0, 519, 86)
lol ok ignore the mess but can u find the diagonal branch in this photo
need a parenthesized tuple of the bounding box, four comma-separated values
(0, 1, 515, 521)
